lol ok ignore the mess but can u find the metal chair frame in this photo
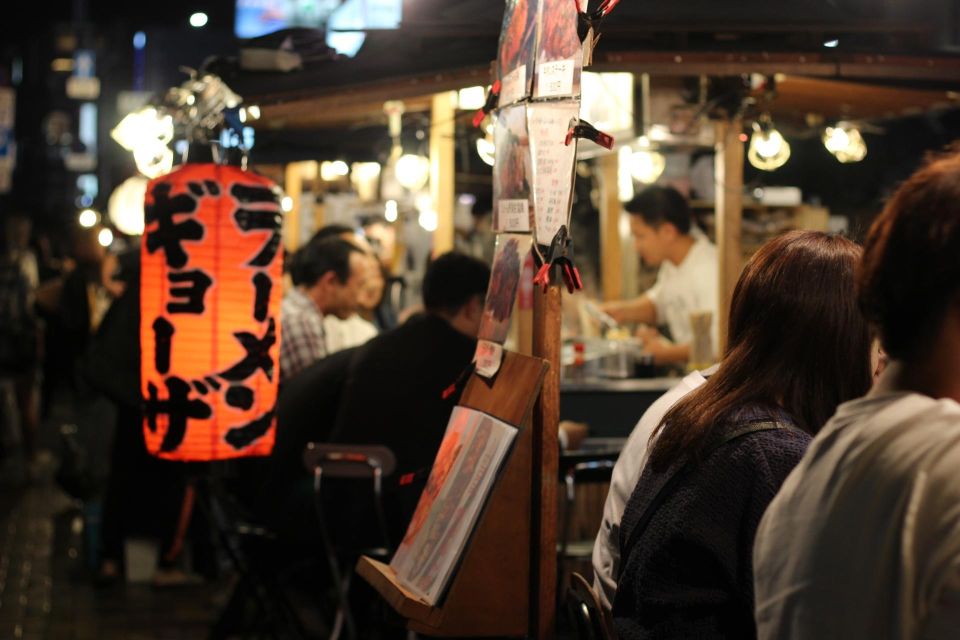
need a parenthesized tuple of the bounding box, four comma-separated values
(304, 443, 396, 640)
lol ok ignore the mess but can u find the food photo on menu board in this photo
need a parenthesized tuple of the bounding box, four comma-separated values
(478, 234, 533, 345)
(534, 0, 582, 98)
(390, 406, 518, 606)
(497, 0, 539, 106)
(492, 105, 533, 234)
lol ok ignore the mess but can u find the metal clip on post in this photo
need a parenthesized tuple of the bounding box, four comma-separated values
(472, 80, 502, 128)
(534, 225, 584, 294)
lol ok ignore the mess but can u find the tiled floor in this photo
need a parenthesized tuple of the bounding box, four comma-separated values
(0, 451, 226, 640)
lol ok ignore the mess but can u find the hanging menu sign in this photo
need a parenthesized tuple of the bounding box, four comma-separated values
(497, 0, 538, 106)
(493, 105, 533, 233)
(475, 233, 533, 378)
(528, 101, 580, 243)
(533, 0, 582, 98)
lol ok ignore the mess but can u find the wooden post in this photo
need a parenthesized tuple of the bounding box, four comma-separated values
(598, 153, 623, 302)
(714, 118, 744, 355)
(283, 162, 303, 251)
(531, 282, 561, 639)
(430, 91, 456, 256)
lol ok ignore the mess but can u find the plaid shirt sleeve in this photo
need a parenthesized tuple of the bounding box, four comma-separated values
(280, 304, 327, 383)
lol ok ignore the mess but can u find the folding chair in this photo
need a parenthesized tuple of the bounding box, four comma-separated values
(202, 468, 309, 640)
(566, 571, 615, 640)
(303, 443, 396, 640)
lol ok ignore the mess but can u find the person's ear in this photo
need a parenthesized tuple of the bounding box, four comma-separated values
(318, 270, 339, 289)
(660, 222, 679, 242)
(467, 295, 485, 321)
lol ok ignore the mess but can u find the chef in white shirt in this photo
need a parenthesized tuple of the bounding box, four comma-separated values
(601, 185, 718, 365)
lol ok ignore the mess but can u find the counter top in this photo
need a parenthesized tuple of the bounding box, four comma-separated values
(560, 376, 680, 393)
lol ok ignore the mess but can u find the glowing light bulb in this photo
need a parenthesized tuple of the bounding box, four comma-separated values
(395, 154, 430, 191)
(98, 228, 114, 247)
(384, 200, 398, 222)
(476, 136, 495, 167)
(628, 137, 665, 184)
(320, 160, 350, 181)
(457, 86, 487, 111)
(748, 120, 791, 171)
(189, 12, 208, 28)
(823, 122, 867, 163)
(108, 177, 148, 236)
(79, 209, 98, 228)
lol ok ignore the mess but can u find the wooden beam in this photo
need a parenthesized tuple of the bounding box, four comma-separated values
(591, 50, 960, 83)
(283, 162, 303, 252)
(430, 91, 456, 257)
(714, 119, 744, 357)
(255, 66, 490, 129)
(531, 283, 561, 640)
(599, 154, 624, 302)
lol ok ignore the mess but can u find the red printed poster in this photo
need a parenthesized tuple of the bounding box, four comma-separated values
(497, 0, 539, 107)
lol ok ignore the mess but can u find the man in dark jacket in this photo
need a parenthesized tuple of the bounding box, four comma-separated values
(329, 251, 490, 541)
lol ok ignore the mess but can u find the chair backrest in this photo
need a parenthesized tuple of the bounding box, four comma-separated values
(563, 458, 616, 501)
(302, 443, 397, 479)
(567, 571, 615, 640)
(302, 442, 397, 554)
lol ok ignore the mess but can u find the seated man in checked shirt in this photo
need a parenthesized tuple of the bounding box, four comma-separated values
(279, 237, 366, 384)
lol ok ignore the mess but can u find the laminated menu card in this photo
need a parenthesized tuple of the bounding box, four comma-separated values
(390, 406, 518, 606)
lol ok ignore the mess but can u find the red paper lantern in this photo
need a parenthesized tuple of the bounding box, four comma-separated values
(140, 163, 283, 461)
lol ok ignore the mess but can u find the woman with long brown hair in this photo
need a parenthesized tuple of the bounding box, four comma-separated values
(612, 230, 873, 639)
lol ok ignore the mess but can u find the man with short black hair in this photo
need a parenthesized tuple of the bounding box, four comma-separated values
(329, 252, 490, 539)
(601, 185, 718, 365)
(280, 237, 366, 383)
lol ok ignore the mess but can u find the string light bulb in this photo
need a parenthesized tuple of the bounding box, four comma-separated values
(476, 134, 495, 167)
(395, 154, 430, 191)
(79, 209, 99, 228)
(823, 121, 867, 163)
(748, 116, 791, 171)
(111, 107, 175, 179)
(628, 137, 666, 185)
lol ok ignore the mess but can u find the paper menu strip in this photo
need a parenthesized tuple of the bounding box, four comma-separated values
(535, 58, 575, 98)
(478, 233, 533, 346)
(497, 199, 531, 233)
(500, 65, 527, 108)
(528, 101, 580, 243)
(534, 0, 582, 98)
(475, 340, 505, 379)
(492, 104, 533, 234)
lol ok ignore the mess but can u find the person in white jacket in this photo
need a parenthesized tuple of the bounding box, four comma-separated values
(754, 154, 960, 640)
(591, 367, 711, 610)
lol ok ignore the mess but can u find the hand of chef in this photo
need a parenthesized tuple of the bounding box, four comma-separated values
(636, 325, 672, 366)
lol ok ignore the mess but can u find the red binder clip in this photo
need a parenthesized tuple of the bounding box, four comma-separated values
(472, 80, 501, 128)
(565, 117, 614, 150)
(576, 0, 621, 42)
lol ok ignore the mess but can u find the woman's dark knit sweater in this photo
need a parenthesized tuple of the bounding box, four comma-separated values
(612, 407, 812, 639)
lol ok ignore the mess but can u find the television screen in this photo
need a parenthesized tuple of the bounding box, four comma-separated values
(236, 0, 402, 55)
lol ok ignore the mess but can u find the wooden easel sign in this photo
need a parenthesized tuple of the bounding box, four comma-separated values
(357, 352, 548, 637)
